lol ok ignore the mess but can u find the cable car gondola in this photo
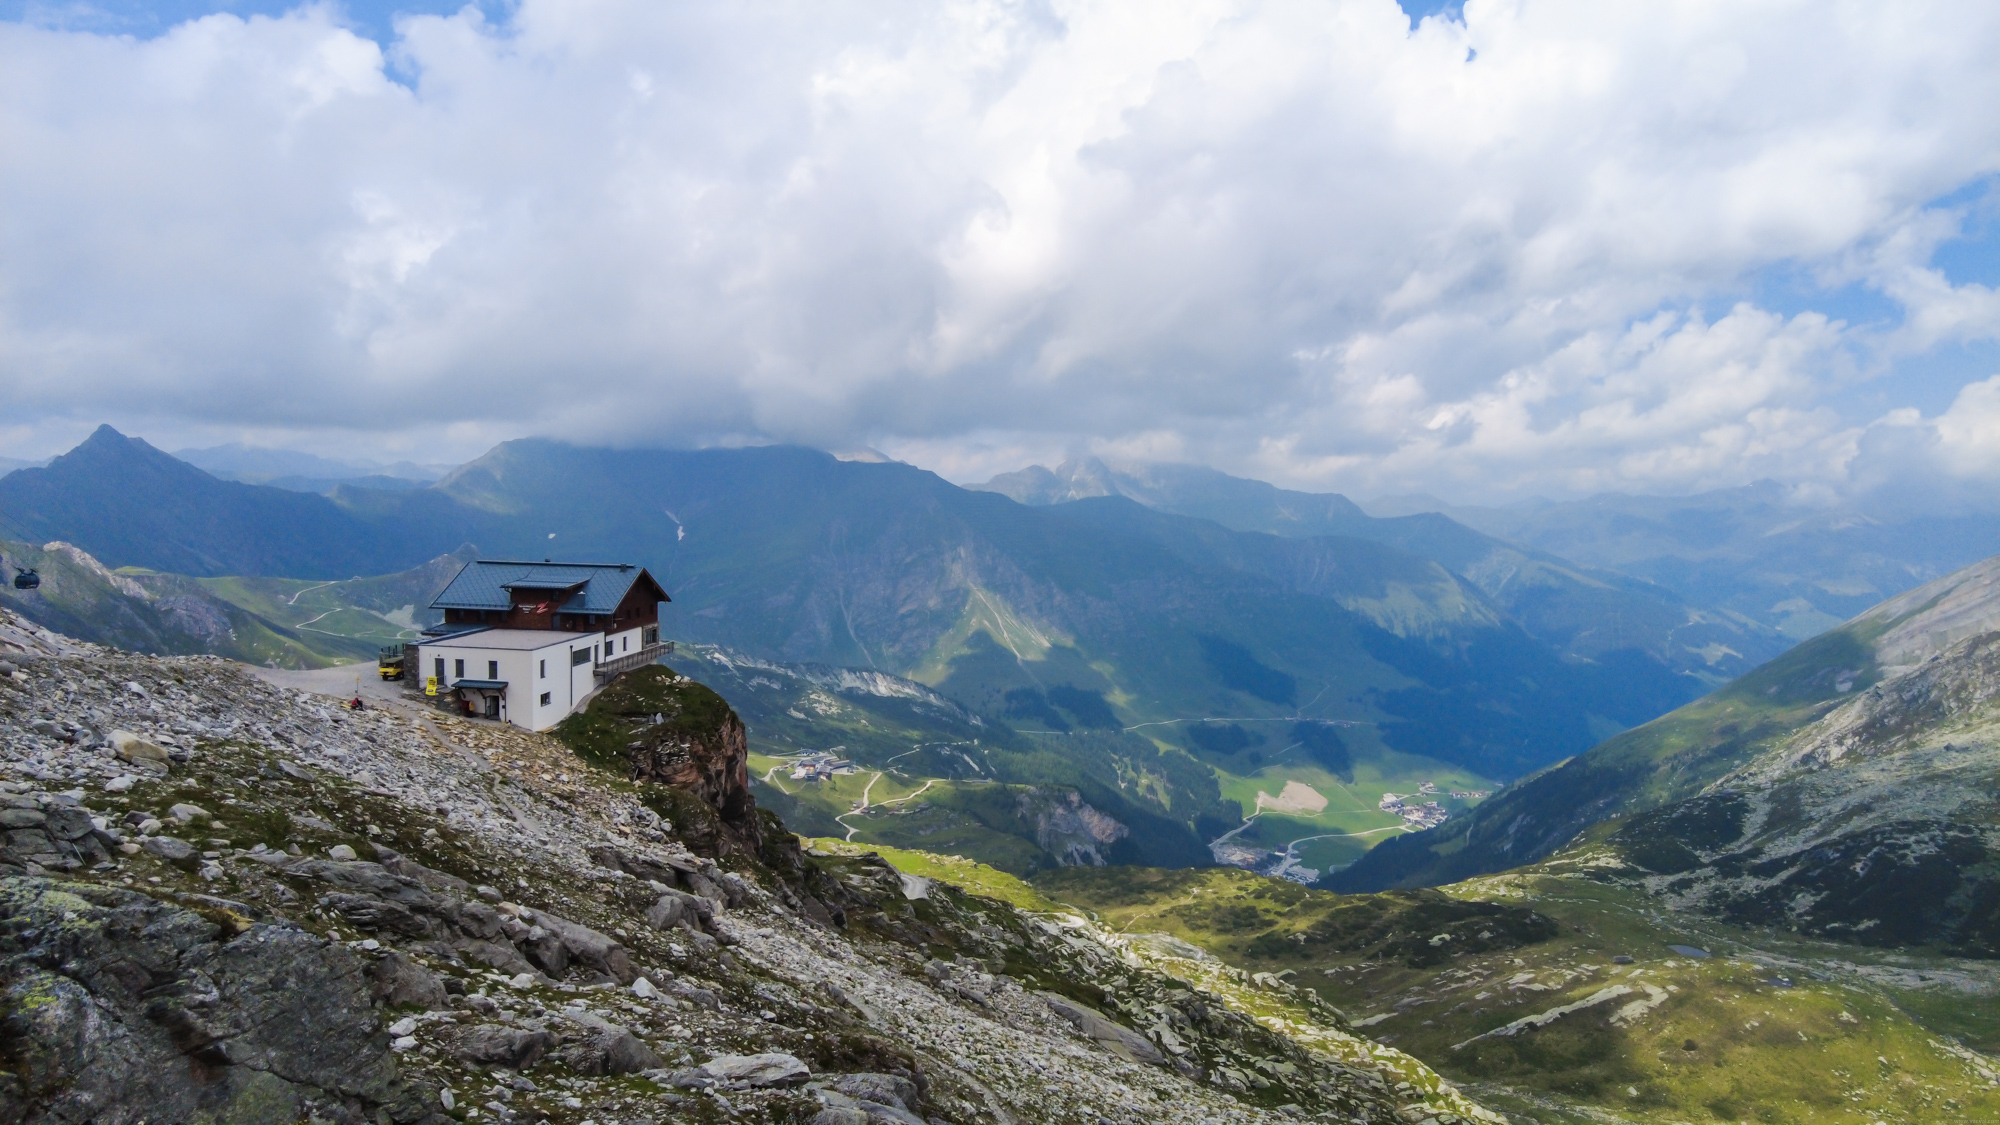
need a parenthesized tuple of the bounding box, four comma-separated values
(11, 569, 39, 591)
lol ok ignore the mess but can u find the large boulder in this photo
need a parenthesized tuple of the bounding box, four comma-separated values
(369, 951, 450, 1010)
(807, 1072, 928, 1125)
(644, 887, 714, 933)
(520, 908, 635, 984)
(699, 1052, 811, 1088)
(456, 1025, 557, 1069)
(1041, 993, 1168, 1065)
(0, 877, 432, 1124)
(556, 1011, 662, 1075)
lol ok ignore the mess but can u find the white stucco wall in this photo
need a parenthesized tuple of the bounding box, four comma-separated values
(418, 630, 606, 732)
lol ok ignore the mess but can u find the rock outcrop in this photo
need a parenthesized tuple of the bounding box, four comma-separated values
(555, 665, 762, 847)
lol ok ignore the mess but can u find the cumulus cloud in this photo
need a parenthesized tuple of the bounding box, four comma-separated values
(0, 0, 1997, 498)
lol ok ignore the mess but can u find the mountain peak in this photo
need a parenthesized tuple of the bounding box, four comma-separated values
(974, 458, 1121, 505)
(19, 426, 205, 495)
(74, 424, 150, 456)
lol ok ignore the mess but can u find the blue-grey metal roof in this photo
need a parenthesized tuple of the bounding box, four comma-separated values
(430, 560, 666, 614)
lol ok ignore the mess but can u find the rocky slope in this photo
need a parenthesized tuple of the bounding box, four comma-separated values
(0, 605, 1494, 1125)
(1585, 562, 2000, 954)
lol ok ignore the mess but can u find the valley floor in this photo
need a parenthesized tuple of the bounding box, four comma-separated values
(1031, 864, 2000, 1125)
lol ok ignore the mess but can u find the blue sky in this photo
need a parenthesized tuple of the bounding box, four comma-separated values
(13, 0, 1472, 44)
(1, 0, 496, 41)
(2, 0, 1997, 503)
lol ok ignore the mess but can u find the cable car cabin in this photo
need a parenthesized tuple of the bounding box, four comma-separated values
(11, 569, 38, 591)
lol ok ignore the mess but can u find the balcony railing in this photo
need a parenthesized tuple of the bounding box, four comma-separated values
(594, 641, 674, 683)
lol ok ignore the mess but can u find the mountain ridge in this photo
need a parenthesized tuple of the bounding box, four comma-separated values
(974, 456, 1792, 689)
(0, 425, 475, 578)
(1364, 482, 2000, 640)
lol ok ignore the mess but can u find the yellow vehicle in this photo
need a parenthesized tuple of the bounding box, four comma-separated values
(377, 645, 406, 681)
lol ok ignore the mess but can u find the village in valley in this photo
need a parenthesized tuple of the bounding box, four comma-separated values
(784, 749, 856, 782)
(1377, 781, 1489, 831)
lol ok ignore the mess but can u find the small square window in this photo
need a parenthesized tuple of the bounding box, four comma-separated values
(488, 660, 499, 680)
(539, 692, 551, 706)
(453, 659, 464, 678)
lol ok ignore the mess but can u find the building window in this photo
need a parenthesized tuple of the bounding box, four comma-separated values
(644, 625, 659, 646)
(539, 659, 546, 679)
(622, 636, 629, 652)
(539, 692, 551, 706)
(571, 648, 590, 666)
(454, 659, 465, 678)
(488, 660, 499, 679)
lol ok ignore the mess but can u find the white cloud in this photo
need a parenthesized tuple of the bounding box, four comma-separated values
(1931, 373, 2000, 477)
(0, 0, 1997, 498)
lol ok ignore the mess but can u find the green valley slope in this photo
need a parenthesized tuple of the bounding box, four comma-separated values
(0, 538, 467, 668)
(1336, 551, 2000, 923)
(1035, 863, 2000, 1125)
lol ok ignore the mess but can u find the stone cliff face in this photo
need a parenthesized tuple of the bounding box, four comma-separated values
(1017, 787, 1130, 866)
(628, 703, 753, 828)
(554, 665, 761, 849)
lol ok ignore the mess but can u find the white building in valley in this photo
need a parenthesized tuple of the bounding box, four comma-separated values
(414, 560, 670, 731)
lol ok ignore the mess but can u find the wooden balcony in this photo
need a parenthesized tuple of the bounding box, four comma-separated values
(594, 641, 674, 683)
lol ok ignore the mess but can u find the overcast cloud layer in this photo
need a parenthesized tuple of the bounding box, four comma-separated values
(2, 0, 1998, 502)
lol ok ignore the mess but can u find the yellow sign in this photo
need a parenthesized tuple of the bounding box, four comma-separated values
(425, 676, 438, 696)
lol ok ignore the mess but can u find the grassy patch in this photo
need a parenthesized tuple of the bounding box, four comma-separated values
(1033, 863, 2000, 1125)
(553, 664, 737, 777)
(803, 837, 1068, 913)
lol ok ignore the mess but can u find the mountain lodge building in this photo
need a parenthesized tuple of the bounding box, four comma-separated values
(416, 560, 670, 731)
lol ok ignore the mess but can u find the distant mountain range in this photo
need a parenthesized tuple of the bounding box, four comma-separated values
(976, 457, 1793, 688)
(172, 442, 450, 493)
(1335, 549, 2000, 955)
(1364, 484, 2000, 641)
(0, 427, 478, 577)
